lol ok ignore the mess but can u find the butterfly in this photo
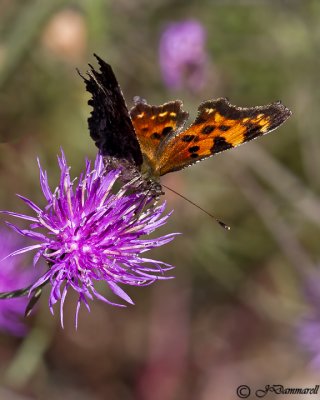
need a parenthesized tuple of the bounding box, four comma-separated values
(80, 54, 292, 195)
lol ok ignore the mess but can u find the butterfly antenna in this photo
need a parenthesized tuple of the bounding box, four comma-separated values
(162, 183, 230, 230)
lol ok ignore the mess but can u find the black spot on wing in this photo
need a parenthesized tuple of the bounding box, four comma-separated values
(188, 146, 200, 153)
(243, 124, 264, 142)
(219, 125, 231, 131)
(162, 126, 173, 136)
(181, 134, 196, 142)
(151, 126, 174, 141)
(151, 132, 162, 140)
(202, 125, 215, 134)
(211, 136, 233, 154)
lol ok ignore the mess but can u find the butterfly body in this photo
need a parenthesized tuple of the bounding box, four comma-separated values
(80, 55, 292, 195)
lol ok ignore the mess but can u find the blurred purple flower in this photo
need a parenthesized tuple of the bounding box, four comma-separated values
(0, 228, 39, 336)
(159, 19, 208, 92)
(297, 272, 320, 369)
(298, 317, 320, 369)
(3, 152, 177, 328)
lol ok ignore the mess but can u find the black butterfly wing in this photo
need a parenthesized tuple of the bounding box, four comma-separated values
(80, 54, 143, 167)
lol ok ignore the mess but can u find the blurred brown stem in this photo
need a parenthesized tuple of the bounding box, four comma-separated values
(226, 158, 315, 276)
(231, 144, 320, 228)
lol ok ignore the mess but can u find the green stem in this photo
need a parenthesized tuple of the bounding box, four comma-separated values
(0, 280, 48, 299)
(0, 285, 33, 299)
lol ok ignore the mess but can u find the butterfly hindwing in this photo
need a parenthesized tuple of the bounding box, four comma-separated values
(130, 99, 189, 168)
(81, 55, 143, 167)
(156, 98, 292, 175)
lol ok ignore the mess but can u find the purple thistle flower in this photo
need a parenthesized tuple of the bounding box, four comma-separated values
(159, 19, 208, 92)
(298, 317, 320, 369)
(0, 228, 41, 336)
(297, 272, 320, 369)
(3, 152, 177, 328)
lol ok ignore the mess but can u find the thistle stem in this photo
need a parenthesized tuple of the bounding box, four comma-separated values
(0, 285, 33, 299)
(0, 280, 48, 299)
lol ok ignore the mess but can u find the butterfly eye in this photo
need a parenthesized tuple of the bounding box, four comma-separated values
(145, 180, 163, 196)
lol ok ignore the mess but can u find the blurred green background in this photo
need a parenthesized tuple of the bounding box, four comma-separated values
(0, 0, 319, 399)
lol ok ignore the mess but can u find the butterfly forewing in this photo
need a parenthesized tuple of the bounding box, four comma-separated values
(157, 98, 292, 175)
(130, 100, 189, 168)
(81, 55, 143, 167)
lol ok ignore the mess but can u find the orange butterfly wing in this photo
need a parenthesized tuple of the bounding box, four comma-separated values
(130, 99, 188, 169)
(156, 98, 292, 176)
